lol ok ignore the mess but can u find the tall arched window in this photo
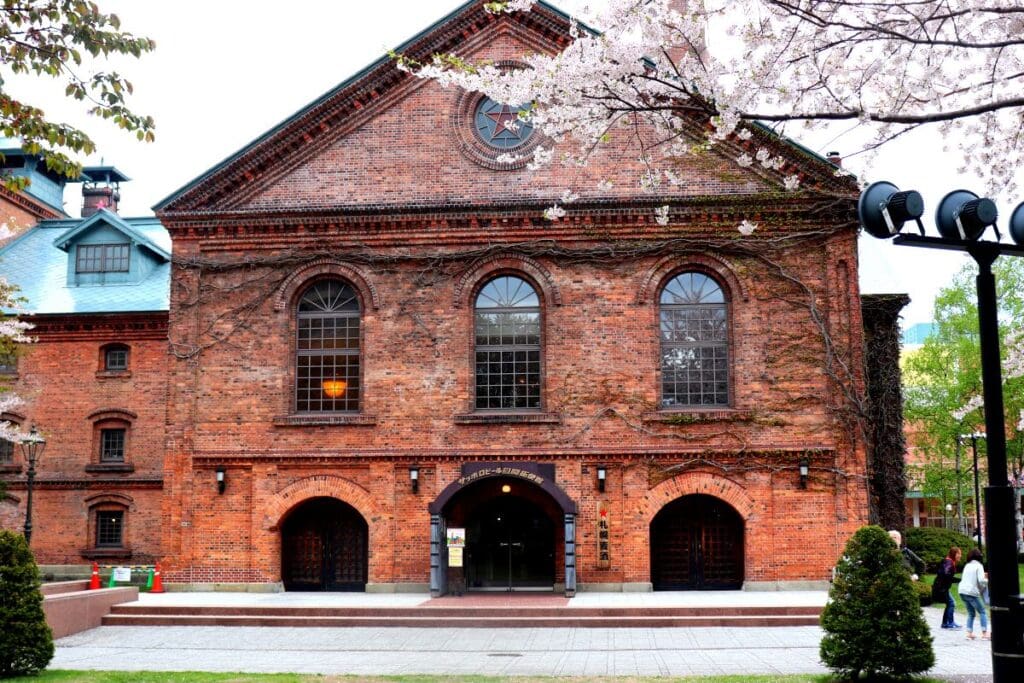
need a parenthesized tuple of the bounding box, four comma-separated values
(475, 275, 541, 410)
(296, 279, 360, 412)
(660, 272, 729, 407)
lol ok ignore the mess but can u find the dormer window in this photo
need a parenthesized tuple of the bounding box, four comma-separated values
(76, 243, 130, 273)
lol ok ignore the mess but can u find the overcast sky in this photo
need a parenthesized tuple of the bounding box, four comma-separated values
(7, 0, 1015, 326)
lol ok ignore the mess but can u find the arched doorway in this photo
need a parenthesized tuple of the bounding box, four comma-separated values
(650, 494, 744, 590)
(281, 497, 368, 591)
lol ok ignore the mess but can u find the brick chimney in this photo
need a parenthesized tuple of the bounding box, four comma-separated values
(826, 151, 842, 167)
(80, 166, 130, 217)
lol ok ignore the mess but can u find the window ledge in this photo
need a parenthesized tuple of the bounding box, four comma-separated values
(273, 414, 378, 427)
(455, 412, 562, 425)
(80, 547, 132, 559)
(0, 464, 22, 474)
(643, 409, 754, 424)
(95, 370, 132, 380)
(85, 463, 135, 473)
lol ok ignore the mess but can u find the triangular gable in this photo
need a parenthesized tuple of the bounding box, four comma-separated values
(52, 209, 170, 262)
(156, 0, 853, 216)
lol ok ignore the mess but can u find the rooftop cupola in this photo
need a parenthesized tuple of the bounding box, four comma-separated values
(81, 166, 130, 217)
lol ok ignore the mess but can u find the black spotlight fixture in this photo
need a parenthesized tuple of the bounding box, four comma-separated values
(857, 181, 925, 238)
(935, 189, 999, 241)
(1009, 202, 1024, 245)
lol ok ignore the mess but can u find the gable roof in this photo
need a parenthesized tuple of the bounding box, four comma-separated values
(155, 0, 854, 218)
(52, 209, 170, 262)
(0, 215, 170, 315)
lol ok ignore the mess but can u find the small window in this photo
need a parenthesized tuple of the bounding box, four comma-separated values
(0, 439, 13, 464)
(95, 510, 124, 547)
(104, 346, 129, 371)
(99, 428, 126, 462)
(0, 347, 16, 375)
(76, 244, 130, 273)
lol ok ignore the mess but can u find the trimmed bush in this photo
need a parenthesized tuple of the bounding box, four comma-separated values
(0, 530, 54, 678)
(821, 525, 934, 680)
(905, 526, 977, 572)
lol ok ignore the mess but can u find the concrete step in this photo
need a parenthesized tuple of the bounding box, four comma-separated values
(102, 604, 822, 628)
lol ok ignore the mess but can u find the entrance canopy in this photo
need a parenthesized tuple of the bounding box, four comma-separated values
(428, 462, 576, 515)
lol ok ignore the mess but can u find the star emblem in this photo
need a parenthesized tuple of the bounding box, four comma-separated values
(484, 104, 523, 142)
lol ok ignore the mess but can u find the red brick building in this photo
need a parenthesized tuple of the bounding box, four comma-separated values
(4, 0, 868, 593)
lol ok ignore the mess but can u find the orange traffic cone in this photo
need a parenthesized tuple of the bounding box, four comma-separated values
(88, 562, 101, 590)
(150, 562, 165, 593)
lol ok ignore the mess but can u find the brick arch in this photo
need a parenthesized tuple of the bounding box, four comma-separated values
(644, 471, 756, 524)
(453, 254, 561, 308)
(636, 254, 747, 304)
(273, 259, 380, 311)
(263, 475, 379, 532)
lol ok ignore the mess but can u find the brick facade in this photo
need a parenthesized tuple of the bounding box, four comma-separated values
(3, 0, 869, 591)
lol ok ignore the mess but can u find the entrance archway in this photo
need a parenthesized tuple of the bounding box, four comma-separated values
(650, 494, 744, 590)
(429, 464, 576, 596)
(281, 497, 368, 591)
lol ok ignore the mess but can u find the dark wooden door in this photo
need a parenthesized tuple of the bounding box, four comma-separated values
(650, 494, 743, 590)
(281, 497, 368, 591)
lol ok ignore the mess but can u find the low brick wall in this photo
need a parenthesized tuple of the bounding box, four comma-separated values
(42, 586, 138, 638)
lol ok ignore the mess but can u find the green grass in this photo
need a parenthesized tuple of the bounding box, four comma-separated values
(5, 675, 952, 683)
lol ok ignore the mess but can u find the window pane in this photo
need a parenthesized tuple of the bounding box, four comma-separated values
(474, 276, 542, 410)
(96, 511, 124, 547)
(76, 244, 130, 273)
(105, 347, 128, 371)
(660, 272, 728, 407)
(0, 439, 13, 464)
(296, 280, 361, 412)
(104, 244, 130, 272)
(76, 245, 103, 273)
(100, 429, 126, 462)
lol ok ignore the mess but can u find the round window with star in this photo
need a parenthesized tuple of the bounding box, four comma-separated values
(474, 97, 534, 150)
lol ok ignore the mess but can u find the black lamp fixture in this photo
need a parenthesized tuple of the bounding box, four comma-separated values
(215, 466, 226, 494)
(860, 182, 1024, 681)
(596, 465, 607, 493)
(409, 466, 419, 494)
(798, 457, 809, 489)
(19, 425, 46, 546)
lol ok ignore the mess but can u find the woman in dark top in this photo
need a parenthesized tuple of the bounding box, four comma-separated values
(932, 546, 962, 629)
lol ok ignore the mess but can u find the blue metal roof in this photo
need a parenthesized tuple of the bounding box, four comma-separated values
(0, 215, 170, 315)
(52, 209, 170, 261)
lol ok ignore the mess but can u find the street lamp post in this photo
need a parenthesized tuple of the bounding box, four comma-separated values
(955, 436, 965, 534)
(19, 425, 46, 547)
(859, 182, 1024, 681)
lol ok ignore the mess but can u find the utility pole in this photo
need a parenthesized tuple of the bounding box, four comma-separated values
(955, 436, 964, 534)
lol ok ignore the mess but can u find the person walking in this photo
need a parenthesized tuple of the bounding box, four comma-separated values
(958, 547, 989, 640)
(932, 546, 962, 629)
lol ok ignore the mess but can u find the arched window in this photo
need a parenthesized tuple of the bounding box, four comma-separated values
(660, 272, 729, 407)
(474, 275, 541, 410)
(296, 279, 361, 412)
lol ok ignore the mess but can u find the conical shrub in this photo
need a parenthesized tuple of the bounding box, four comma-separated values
(820, 524, 934, 680)
(0, 530, 54, 678)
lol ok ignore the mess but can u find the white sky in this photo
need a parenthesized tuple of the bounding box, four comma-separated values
(6, 0, 1011, 326)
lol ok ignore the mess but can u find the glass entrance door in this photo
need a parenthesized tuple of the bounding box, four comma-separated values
(466, 495, 555, 591)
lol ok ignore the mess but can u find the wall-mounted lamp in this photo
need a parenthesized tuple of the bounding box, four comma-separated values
(597, 466, 607, 493)
(409, 466, 419, 494)
(798, 457, 809, 489)
(215, 466, 226, 494)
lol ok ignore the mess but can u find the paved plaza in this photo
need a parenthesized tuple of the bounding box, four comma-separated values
(50, 592, 994, 678)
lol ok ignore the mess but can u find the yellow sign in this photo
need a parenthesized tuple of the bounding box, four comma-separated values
(448, 546, 464, 567)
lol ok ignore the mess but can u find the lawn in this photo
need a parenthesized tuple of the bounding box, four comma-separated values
(5, 675, 953, 683)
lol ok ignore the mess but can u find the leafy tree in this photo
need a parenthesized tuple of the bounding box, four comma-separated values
(820, 525, 934, 680)
(0, 0, 155, 189)
(0, 529, 53, 678)
(409, 0, 1024, 223)
(903, 258, 1024, 537)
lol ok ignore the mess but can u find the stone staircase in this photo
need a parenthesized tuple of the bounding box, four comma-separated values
(102, 602, 822, 628)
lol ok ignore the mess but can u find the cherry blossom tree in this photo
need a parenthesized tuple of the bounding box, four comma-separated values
(0, 224, 31, 446)
(407, 1, 1024, 221)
